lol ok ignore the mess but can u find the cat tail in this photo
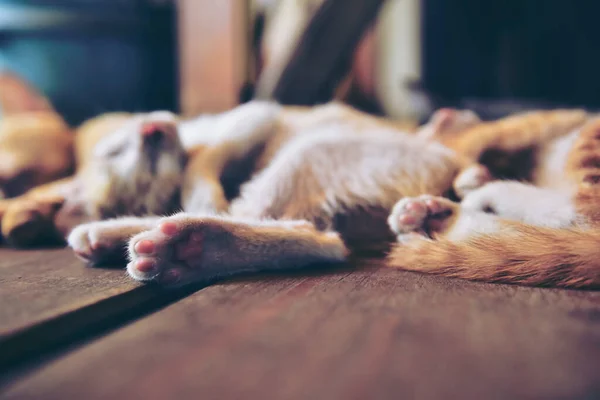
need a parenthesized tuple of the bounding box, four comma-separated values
(386, 222, 600, 289)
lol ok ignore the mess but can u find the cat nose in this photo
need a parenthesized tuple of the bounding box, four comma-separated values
(140, 123, 166, 147)
(141, 122, 164, 137)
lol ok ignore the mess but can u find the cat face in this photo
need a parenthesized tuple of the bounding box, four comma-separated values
(83, 111, 188, 218)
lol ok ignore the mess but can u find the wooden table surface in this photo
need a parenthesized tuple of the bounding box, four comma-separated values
(0, 248, 599, 399)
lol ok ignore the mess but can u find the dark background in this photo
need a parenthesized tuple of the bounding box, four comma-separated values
(422, 0, 600, 118)
(0, 0, 176, 125)
(3, 0, 600, 124)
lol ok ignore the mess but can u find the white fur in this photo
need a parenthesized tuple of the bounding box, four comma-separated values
(461, 181, 578, 228)
(178, 101, 282, 150)
(533, 128, 580, 191)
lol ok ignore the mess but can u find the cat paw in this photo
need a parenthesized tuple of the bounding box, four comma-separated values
(453, 165, 493, 199)
(68, 220, 143, 265)
(127, 214, 224, 286)
(388, 195, 458, 240)
(2, 200, 62, 247)
(127, 214, 347, 287)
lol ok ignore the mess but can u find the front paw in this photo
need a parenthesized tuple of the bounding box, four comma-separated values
(68, 221, 133, 265)
(388, 195, 458, 241)
(2, 200, 63, 247)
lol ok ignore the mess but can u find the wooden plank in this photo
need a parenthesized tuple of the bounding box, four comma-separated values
(0, 248, 195, 370)
(3, 260, 599, 399)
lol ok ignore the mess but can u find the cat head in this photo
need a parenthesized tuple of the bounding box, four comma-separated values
(85, 111, 188, 217)
(55, 111, 188, 235)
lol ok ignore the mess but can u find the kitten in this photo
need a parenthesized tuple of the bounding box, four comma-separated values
(67, 101, 488, 285)
(0, 112, 133, 246)
(3, 102, 281, 246)
(0, 72, 74, 198)
(0, 72, 75, 245)
(387, 108, 600, 289)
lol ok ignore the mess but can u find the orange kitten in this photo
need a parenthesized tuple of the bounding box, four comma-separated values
(388, 109, 600, 289)
(66, 101, 487, 283)
(0, 72, 73, 198)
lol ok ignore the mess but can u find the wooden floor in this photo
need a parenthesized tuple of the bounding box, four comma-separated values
(0, 248, 599, 399)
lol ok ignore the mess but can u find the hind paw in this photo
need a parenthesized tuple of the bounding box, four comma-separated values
(127, 214, 233, 286)
(126, 214, 344, 287)
(388, 195, 458, 240)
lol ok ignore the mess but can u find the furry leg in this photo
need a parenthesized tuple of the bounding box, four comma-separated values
(127, 213, 348, 287)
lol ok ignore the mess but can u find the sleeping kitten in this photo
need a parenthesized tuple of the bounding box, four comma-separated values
(0, 72, 74, 198)
(0, 112, 134, 245)
(0, 72, 76, 245)
(388, 108, 600, 289)
(67, 101, 489, 285)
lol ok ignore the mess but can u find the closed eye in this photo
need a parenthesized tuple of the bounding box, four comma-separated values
(482, 205, 495, 214)
(102, 144, 126, 158)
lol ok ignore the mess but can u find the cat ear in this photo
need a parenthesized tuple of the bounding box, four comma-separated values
(0, 71, 54, 116)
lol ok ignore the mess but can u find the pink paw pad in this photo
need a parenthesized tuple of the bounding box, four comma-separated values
(175, 232, 204, 261)
(424, 198, 445, 214)
(134, 258, 156, 273)
(159, 268, 183, 285)
(159, 221, 179, 236)
(397, 213, 417, 226)
(405, 200, 425, 213)
(135, 239, 155, 255)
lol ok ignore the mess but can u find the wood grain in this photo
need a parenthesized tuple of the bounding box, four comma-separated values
(3, 260, 599, 399)
(0, 248, 193, 370)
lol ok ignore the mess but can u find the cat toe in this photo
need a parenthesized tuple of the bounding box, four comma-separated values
(389, 195, 456, 238)
(127, 215, 208, 284)
(388, 197, 430, 235)
(67, 225, 95, 262)
(126, 256, 161, 281)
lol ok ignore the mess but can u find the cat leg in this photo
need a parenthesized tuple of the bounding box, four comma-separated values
(387, 195, 600, 288)
(460, 181, 577, 228)
(126, 213, 348, 286)
(2, 198, 63, 247)
(451, 110, 588, 160)
(68, 216, 161, 265)
(0, 177, 74, 247)
(181, 102, 281, 213)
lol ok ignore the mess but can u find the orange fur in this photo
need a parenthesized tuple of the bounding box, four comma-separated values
(567, 119, 600, 225)
(0, 113, 132, 245)
(435, 109, 587, 160)
(0, 72, 74, 198)
(388, 112, 600, 289)
(0, 72, 75, 244)
(387, 221, 600, 289)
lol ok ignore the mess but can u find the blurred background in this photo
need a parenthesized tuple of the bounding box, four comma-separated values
(2, 0, 600, 126)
